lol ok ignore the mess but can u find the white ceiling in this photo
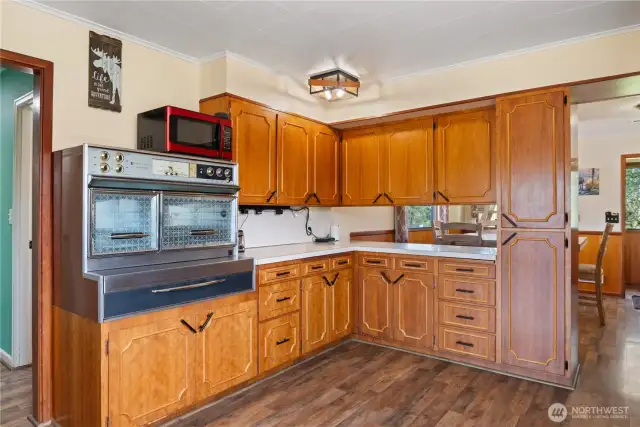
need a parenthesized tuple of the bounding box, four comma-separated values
(578, 94, 640, 137)
(28, 0, 640, 81)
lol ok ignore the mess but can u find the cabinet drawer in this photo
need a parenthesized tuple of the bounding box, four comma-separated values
(438, 301, 495, 333)
(359, 254, 393, 269)
(395, 257, 433, 272)
(259, 264, 300, 285)
(331, 255, 353, 271)
(438, 326, 495, 361)
(437, 277, 495, 306)
(438, 260, 496, 279)
(259, 312, 300, 373)
(301, 259, 329, 276)
(258, 280, 300, 321)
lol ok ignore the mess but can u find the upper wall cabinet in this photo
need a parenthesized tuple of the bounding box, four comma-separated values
(341, 127, 386, 205)
(498, 89, 567, 229)
(311, 123, 340, 206)
(435, 109, 496, 204)
(277, 113, 313, 205)
(384, 119, 434, 205)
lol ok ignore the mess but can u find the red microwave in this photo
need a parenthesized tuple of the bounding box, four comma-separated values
(137, 106, 232, 160)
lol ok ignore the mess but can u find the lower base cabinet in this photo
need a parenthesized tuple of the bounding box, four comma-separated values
(259, 312, 300, 373)
(358, 268, 394, 340)
(393, 272, 434, 349)
(106, 300, 258, 427)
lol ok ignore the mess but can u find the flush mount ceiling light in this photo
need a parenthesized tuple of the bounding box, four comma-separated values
(308, 69, 360, 101)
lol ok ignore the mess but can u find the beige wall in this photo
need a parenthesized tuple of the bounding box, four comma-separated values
(1, 2, 200, 151)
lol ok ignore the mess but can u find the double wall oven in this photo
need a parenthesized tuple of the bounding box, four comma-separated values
(54, 145, 253, 322)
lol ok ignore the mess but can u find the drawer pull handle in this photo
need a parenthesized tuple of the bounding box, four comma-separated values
(180, 319, 198, 334)
(455, 288, 474, 294)
(190, 229, 217, 236)
(276, 271, 291, 277)
(455, 340, 474, 348)
(404, 263, 423, 268)
(276, 297, 291, 303)
(455, 268, 475, 273)
(152, 278, 225, 293)
(337, 260, 348, 265)
(276, 338, 290, 346)
(366, 260, 382, 264)
(311, 265, 323, 270)
(455, 315, 475, 320)
(199, 312, 215, 332)
(110, 232, 150, 239)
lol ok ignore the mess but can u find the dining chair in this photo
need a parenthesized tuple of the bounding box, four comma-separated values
(578, 223, 613, 326)
(440, 222, 483, 247)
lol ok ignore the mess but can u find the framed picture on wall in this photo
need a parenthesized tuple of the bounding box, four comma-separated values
(579, 168, 600, 196)
(88, 31, 122, 112)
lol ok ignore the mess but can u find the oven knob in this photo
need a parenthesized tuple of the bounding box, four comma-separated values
(224, 169, 231, 177)
(114, 164, 124, 173)
(114, 152, 124, 163)
(99, 163, 110, 173)
(206, 167, 214, 176)
(99, 151, 109, 161)
(216, 168, 223, 177)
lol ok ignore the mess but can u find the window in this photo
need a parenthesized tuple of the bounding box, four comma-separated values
(407, 206, 433, 229)
(626, 167, 640, 230)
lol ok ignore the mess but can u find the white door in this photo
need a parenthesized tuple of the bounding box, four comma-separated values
(12, 92, 33, 367)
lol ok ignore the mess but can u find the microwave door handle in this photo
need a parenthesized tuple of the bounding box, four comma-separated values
(110, 232, 151, 239)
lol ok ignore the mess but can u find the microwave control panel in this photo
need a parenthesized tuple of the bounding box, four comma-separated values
(86, 146, 236, 184)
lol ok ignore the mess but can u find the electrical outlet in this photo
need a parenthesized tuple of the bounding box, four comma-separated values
(7, 209, 12, 225)
(605, 211, 620, 224)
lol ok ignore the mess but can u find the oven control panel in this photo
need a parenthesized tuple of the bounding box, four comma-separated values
(87, 146, 237, 185)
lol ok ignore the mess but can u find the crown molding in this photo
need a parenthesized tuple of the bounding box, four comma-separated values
(13, 0, 200, 64)
(385, 24, 640, 83)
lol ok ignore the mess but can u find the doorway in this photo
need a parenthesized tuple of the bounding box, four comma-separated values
(622, 155, 640, 288)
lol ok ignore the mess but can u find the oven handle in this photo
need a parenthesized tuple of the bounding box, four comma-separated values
(190, 229, 218, 236)
(151, 278, 226, 293)
(110, 232, 150, 239)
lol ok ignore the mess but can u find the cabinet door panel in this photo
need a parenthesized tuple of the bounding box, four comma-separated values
(312, 124, 340, 205)
(231, 100, 277, 205)
(393, 272, 434, 348)
(436, 109, 495, 203)
(278, 113, 312, 205)
(259, 312, 300, 373)
(330, 270, 353, 341)
(384, 119, 434, 205)
(195, 301, 257, 401)
(108, 316, 196, 427)
(358, 268, 392, 339)
(498, 90, 566, 228)
(342, 128, 385, 205)
(301, 275, 330, 354)
(501, 231, 565, 375)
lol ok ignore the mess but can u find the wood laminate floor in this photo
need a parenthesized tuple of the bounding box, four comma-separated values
(1, 292, 639, 427)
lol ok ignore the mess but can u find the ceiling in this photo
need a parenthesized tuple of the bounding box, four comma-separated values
(578, 94, 640, 137)
(29, 0, 640, 81)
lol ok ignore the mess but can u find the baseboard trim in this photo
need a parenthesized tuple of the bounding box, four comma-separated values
(0, 348, 14, 369)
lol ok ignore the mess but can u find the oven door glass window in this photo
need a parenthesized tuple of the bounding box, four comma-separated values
(161, 194, 236, 249)
(90, 190, 159, 256)
(170, 115, 219, 150)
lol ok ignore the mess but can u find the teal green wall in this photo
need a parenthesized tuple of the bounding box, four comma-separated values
(0, 69, 33, 356)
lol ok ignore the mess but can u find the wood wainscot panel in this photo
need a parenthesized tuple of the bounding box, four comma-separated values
(349, 228, 435, 244)
(578, 231, 623, 296)
(624, 230, 640, 287)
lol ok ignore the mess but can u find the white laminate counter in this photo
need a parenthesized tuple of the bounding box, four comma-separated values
(241, 241, 497, 265)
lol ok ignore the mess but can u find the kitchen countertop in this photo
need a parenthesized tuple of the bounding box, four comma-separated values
(242, 241, 497, 265)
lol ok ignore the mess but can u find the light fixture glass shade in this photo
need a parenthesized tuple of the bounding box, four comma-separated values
(309, 68, 359, 101)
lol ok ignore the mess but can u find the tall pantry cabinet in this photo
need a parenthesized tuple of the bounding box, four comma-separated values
(497, 88, 574, 377)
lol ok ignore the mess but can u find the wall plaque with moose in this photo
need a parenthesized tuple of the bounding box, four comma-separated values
(88, 31, 122, 112)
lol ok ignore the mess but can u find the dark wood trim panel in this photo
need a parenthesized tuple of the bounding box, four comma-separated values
(579, 230, 622, 236)
(0, 49, 54, 423)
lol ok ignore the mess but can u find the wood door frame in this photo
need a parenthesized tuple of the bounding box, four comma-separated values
(621, 153, 640, 288)
(0, 49, 54, 424)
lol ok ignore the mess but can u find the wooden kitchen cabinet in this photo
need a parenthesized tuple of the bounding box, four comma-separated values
(259, 312, 300, 373)
(501, 230, 566, 375)
(498, 89, 567, 228)
(194, 301, 258, 401)
(330, 270, 353, 341)
(229, 99, 278, 205)
(108, 314, 197, 427)
(311, 123, 340, 205)
(301, 274, 330, 354)
(435, 109, 495, 204)
(384, 119, 434, 205)
(358, 267, 393, 339)
(277, 113, 313, 205)
(341, 127, 386, 205)
(392, 272, 434, 349)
